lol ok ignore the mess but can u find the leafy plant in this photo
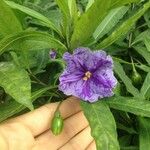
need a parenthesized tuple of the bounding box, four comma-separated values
(1, 0, 150, 149)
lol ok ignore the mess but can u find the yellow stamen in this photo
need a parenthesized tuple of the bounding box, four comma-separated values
(83, 71, 92, 81)
(83, 76, 88, 81)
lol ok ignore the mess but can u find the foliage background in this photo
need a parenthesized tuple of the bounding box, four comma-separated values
(1, 0, 150, 149)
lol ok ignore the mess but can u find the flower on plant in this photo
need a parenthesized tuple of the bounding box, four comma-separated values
(49, 49, 56, 59)
(59, 48, 117, 102)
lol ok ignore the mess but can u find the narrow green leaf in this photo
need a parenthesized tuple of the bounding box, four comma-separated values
(85, 0, 94, 11)
(140, 72, 150, 99)
(93, 6, 129, 40)
(117, 123, 137, 134)
(71, 0, 111, 48)
(0, 31, 67, 55)
(55, 0, 72, 45)
(133, 46, 150, 66)
(96, 1, 150, 49)
(110, 0, 140, 8)
(144, 10, 150, 28)
(0, 0, 22, 36)
(0, 87, 52, 122)
(132, 30, 150, 45)
(114, 61, 142, 98)
(0, 62, 33, 110)
(5, 0, 62, 36)
(136, 64, 150, 73)
(81, 101, 119, 150)
(68, 0, 78, 24)
(62, 0, 78, 48)
(106, 96, 150, 117)
(55, 0, 70, 21)
(139, 117, 150, 150)
(144, 37, 150, 52)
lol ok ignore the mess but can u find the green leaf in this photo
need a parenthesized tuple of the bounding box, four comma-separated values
(121, 146, 138, 150)
(55, 0, 76, 46)
(132, 29, 150, 52)
(144, 37, 150, 52)
(114, 61, 142, 98)
(132, 30, 150, 45)
(0, 31, 67, 55)
(110, 0, 140, 8)
(144, 10, 150, 28)
(96, 1, 150, 49)
(4, 0, 62, 36)
(81, 101, 119, 150)
(0, 62, 33, 110)
(117, 123, 137, 134)
(31, 49, 50, 73)
(140, 72, 150, 99)
(68, 0, 77, 21)
(85, 0, 94, 11)
(106, 96, 150, 117)
(119, 135, 132, 147)
(133, 46, 150, 66)
(46, 61, 65, 85)
(62, 0, 77, 48)
(93, 6, 129, 40)
(55, 0, 70, 23)
(139, 117, 150, 150)
(71, 0, 111, 49)
(16, 48, 51, 71)
(136, 64, 150, 73)
(0, 87, 52, 122)
(0, 0, 22, 36)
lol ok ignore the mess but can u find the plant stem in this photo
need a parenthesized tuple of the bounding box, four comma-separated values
(55, 101, 63, 113)
(131, 57, 136, 72)
(128, 33, 133, 48)
(28, 69, 47, 86)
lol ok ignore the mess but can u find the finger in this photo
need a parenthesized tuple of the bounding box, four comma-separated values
(86, 141, 96, 150)
(34, 111, 88, 150)
(5, 96, 81, 136)
(59, 126, 93, 150)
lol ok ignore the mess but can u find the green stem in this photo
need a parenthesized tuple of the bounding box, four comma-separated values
(54, 93, 67, 114)
(131, 57, 136, 73)
(113, 57, 133, 65)
(55, 101, 63, 113)
(136, 23, 147, 30)
(128, 33, 133, 48)
(28, 69, 47, 86)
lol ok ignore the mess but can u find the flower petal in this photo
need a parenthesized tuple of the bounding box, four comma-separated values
(94, 69, 117, 88)
(63, 52, 85, 73)
(80, 80, 100, 102)
(59, 70, 83, 83)
(59, 79, 84, 97)
(90, 69, 117, 98)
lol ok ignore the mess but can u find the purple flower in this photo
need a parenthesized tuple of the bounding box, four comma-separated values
(49, 49, 56, 59)
(59, 48, 117, 102)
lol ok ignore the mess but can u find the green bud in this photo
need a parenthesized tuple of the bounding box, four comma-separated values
(51, 110, 64, 135)
(131, 71, 142, 85)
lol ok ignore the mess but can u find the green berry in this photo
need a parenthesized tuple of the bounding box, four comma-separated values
(51, 111, 64, 135)
(131, 71, 142, 85)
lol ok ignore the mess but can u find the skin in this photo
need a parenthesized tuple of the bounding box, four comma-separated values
(0, 97, 96, 150)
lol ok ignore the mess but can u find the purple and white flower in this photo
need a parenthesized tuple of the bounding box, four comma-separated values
(59, 47, 117, 102)
(49, 49, 56, 59)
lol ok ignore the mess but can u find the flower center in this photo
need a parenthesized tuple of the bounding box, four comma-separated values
(83, 71, 92, 81)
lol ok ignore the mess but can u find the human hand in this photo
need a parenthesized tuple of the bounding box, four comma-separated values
(0, 97, 96, 150)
